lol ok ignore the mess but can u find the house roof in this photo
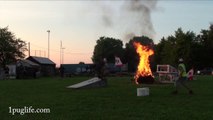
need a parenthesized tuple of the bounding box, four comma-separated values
(27, 56, 55, 65)
(17, 59, 40, 67)
(24, 59, 40, 66)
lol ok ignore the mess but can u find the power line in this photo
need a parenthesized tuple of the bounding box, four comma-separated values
(31, 49, 46, 57)
(29, 43, 92, 55)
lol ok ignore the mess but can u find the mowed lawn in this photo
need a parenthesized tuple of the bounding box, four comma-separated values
(0, 75, 213, 120)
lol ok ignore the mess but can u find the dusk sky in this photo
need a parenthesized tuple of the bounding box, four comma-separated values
(0, 0, 213, 66)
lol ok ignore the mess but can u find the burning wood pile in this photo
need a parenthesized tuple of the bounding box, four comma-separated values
(133, 42, 154, 84)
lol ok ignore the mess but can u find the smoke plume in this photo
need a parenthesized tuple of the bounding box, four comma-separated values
(100, 0, 157, 41)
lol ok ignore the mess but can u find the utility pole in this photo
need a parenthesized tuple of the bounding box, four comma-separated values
(60, 41, 62, 65)
(47, 30, 50, 58)
(62, 47, 65, 64)
(60, 41, 65, 64)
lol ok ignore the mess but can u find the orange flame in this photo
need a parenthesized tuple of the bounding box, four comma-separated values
(133, 42, 154, 84)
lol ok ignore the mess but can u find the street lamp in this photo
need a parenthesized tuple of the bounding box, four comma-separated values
(47, 30, 50, 58)
(60, 41, 65, 64)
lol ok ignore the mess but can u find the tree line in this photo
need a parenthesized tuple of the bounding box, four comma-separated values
(92, 25, 213, 72)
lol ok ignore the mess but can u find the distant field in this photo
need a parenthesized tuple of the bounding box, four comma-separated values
(0, 75, 213, 120)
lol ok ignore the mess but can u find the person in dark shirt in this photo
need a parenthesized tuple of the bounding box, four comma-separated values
(96, 57, 108, 80)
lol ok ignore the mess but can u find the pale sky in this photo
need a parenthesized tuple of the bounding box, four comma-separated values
(0, 1, 213, 66)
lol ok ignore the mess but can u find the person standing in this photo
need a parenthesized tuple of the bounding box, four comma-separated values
(96, 57, 106, 80)
(172, 58, 193, 95)
(187, 67, 194, 81)
(115, 55, 123, 73)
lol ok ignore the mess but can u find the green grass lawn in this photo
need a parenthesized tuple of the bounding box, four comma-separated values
(0, 75, 213, 120)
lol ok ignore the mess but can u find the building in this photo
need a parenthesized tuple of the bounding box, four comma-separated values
(61, 64, 94, 76)
(16, 59, 40, 79)
(27, 56, 56, 76)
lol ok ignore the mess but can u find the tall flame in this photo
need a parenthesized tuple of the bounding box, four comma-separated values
(133, 42, 154, 84)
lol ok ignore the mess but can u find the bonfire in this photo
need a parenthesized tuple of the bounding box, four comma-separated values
(133, 42, 154, 84)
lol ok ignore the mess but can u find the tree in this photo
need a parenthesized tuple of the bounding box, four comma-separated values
(79, 62, 85, 65)
(154, 37, 173, 69)
(174, 28, 196, 68)
(153, 25, 213, 71)
(124, 36, 154, 72)
(194, 24, 213, 69)
(92, 36, 124, 64)
(160, 26, 212, 69)
(0, 27, 27, 68)
(160, 35, 177, 66)
(79, 62, 85, 73)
